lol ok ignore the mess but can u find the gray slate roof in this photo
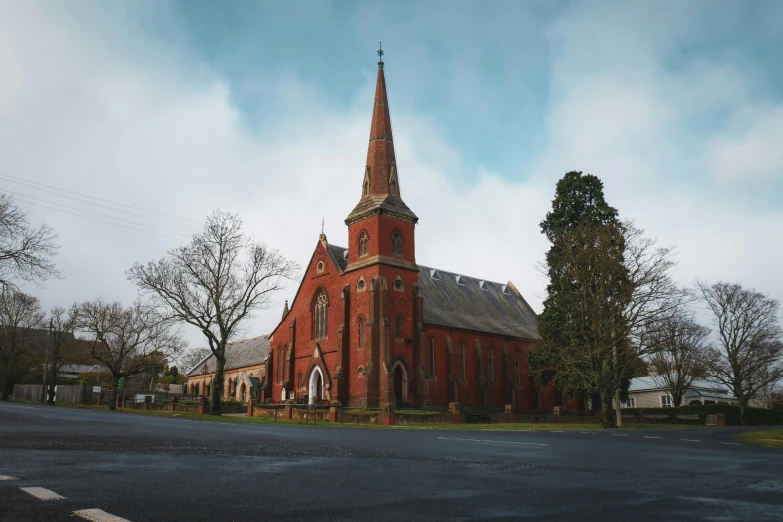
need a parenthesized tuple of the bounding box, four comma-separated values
(327, 246, 539, 340)
(186, 335, 271, 377)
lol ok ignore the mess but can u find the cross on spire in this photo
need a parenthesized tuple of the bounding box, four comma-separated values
(377, 42, 384, 63)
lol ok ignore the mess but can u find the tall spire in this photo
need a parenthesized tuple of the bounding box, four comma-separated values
(364, 43, 399, 199)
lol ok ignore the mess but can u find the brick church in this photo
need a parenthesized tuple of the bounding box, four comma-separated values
(188, 53, 575, 411)
(260, 54, 575, 411)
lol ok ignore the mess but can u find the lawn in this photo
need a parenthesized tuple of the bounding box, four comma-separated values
(10, 399, 699, 431)
(736, 429, 783, 447)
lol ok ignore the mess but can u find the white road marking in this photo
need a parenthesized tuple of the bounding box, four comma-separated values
(644, 436, 663, 439)
(74, 508, 132, 522)
(681, 439, 701, 442)
(0, 475, 19, 481)
(720, 442, 741, 446)
(20, 487, 65, 500)
(437, 436, 546, 446)
(611, 433, 629, 436)
(551, 430, 565, 433)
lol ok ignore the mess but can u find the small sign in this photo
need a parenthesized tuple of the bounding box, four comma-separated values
(289, 392, 295, 399)
(117, 377, 124, 390)
(92, 386, 101, 394)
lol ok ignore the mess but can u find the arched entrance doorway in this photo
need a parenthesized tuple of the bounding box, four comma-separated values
(240, 382, 246, 403)
(309, 366, 324, 404)
(392, 362, 408, 403)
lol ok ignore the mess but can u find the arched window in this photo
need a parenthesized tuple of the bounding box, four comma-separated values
(359, 233, 368, 257)
(314, 291, 328, 339)
(489, 347, 495, 385)
(358, 317, 365, 348)
(429, 337, 436, 378)
(460, 341, 466, 381)
(515, 348, 520, 384)
(395, 317, 402, 339)
(277, 347, 283, 383)
(226, 378, 232, 397)
(391, 232, 402, 255)
(297, 372, 303, 389)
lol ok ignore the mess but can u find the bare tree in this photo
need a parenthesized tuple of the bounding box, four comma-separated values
(180, 347, 212, 375)
(128, 209, 298, 415)
(698, 281, 783, 425)
(43, 307, 79, 405)
(643, 309, 710, 407)
(0, 194, 60, 291)
(72, 299, 186, 410)
(0, 289, 45, 400)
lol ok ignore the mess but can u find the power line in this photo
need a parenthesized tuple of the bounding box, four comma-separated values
(9, 192, 185, 241)
(0, 176, 200, 234)
(0, 173, 203, 225)
(1, 188, 192, 238)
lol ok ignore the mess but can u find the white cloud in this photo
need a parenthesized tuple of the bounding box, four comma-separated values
(1, 1, 781, 353)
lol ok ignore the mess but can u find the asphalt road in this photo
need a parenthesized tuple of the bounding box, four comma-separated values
(1, 402, 782, 522)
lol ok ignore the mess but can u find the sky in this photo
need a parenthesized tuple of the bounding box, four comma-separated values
(1, 0, 782, 353)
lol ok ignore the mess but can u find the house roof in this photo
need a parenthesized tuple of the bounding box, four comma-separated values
(186, 335, 271, 377)
(325, 245, 539, 340)
(629, 376, 735, 397)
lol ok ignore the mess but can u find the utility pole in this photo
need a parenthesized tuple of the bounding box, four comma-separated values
(40, 319, 52, 403)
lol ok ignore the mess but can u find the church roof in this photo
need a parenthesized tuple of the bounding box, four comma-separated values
(325, 245, 539, 340)
(186, 335, 271, 377)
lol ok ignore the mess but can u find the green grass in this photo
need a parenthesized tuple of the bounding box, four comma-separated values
(736, 429, 783, 447)
(8, 399, 703, 431)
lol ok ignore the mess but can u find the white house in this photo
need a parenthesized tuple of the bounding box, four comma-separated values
(620, 377, 737, 408)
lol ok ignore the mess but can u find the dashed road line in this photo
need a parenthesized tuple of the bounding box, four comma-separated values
(720, 442, 741, 446)
(0, 475, 19, 481)
(551, 430, 565, 433)
(437, 436, 546, 446)
(74, 508, 132, 522)
(20, 487, 65, 500)
(644, 436, 663, 439)
(681, 439, 701, 442)
(611, 433, 629, 436)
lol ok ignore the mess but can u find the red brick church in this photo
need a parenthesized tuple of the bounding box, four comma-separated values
(262, 54, 573, 411)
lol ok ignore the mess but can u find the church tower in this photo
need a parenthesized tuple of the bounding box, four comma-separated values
(344, 49, 418, 272)
(344, 48, 423, 408)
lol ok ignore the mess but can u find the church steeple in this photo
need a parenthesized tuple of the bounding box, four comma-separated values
(346, 46, 417, 227)
(364, 46, 399, 198)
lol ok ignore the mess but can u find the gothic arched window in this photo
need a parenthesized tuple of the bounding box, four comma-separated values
(391, 232, 402, 255)
(460, 341, 466, 381)
(429, 337, 436, 378)
(297, 372, 303, 389)
(515, 348, 521, 385)
(489, 346, 495, 385)
(277, 347, 283, 383)
(359, 233, 369, 257)
(358, 317, 365, 348)
(314, 291, 328, 339)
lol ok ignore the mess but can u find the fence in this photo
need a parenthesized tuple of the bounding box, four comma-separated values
(12, 384, 87, 404)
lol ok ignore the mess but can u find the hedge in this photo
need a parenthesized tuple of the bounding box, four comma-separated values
(621, 405, 783, 426)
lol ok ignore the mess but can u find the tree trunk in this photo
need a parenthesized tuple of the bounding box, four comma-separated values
(209, 355, 226, 416)
(600, 391, 616, 429)
(739, 398, 749, 426)
(109, 375, 119, 411)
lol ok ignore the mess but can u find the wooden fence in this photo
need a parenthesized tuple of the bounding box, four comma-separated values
(12, 384, 87, 404)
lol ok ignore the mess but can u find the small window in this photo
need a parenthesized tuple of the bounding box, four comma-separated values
(489, 347, 495, 385)
(358, 317, 365, 348)
(391, 232, 402, 255)
(430, 270, 439, 280)
(660, 395, 673, 408)
(429, 338, 436, 378)
(455, 275, 464, 285)
(394, 278, 403, 291)
(624, 396, 636, 408)
(460, 341, 466, 381)
(359, 233, 369, 257)
(297, 372, 303, 389)
(479, 281, 488, 290)
(357, 278, 366, 291)
(316, 260, 324, 273)
(502, 285, 510, 295)
(395, 317, 402, 339)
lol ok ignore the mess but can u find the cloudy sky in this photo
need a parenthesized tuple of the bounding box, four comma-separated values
(2, 0, 782, 350)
